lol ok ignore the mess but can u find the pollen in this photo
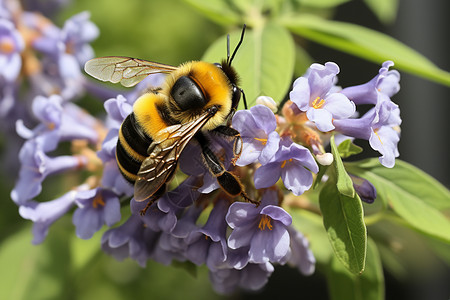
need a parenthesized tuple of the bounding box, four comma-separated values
(258, 215, 273, 231)
(0, 37, 15, 54)
(311, 96, 325, 109)
(374, 129, 383, 145)
(280, 159, 292, 168)
(92, 195, 105, 208)
(254, 137, 267, 146)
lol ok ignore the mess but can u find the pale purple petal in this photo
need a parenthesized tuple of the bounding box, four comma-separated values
(260, 205, 292, 226)
(323, 92, 355, 119)
(258, 131, 280, 165)
(306, 108, 334, 132)
(250, 104, 278, 133)
(254, 162, 282, 189)
(281, 161, 314, 196)
(289, 77, 310, 111)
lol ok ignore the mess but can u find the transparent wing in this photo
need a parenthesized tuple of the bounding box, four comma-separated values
(84, 56, 177, 87)
(134, 110, 214, 202)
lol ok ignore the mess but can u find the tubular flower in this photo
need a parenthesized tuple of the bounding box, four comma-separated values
(232, 104, 281, 166)
(226, 189, 293, 264)
(254, 138, 319, 196)
(289, 62, 356, 132)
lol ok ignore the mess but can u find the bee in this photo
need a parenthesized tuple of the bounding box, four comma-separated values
(85, 26, 254, 215)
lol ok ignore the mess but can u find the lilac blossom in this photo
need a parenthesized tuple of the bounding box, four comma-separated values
(16, 95, 99, 152)
(59, 11, 99, 66)
(72, 187, 121, 239)
(209, 262, 274, 294)
(11, 139, 87, 205)
(0, 19, 24, 82)
(340, 61, 400, 105)
(285, 226, 316, 275)
(185, 199, 229, 271)
(289, 62, 356, 132)
(226, 189, 292, 264)
(19, 189, 77, 244)
(232, 104, 281, 166)
(254, 138, 319, 196)
(334, 99, 401, 168)
(101, 214, 155, 267)
(131, 176, 201, 233)
(350, 174, 377, 203)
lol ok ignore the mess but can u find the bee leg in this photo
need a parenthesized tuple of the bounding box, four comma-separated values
(200, 140, 258, 206)
(212, 126, 242, 165)
(139, 184, 167, 216)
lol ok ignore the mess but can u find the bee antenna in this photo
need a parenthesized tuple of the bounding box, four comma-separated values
(240, 87, 248, 110)
(228, 24, 246, 66)
(227, 34, 231, 63)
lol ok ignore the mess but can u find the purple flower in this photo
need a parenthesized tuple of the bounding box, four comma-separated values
(11, 139, 87, 205)
(254, 138, 319, 196)
(103, 94, 133, 128)
(334, 99, 401, 168)
(59, 11, 99, 66)
(226, 190, 292, 264)
(185, 199, 229, 271)
(209, 262, 274, 294)
(16, 95, 99, 152)
(101, 214, 154, 267)
(285, 226, 316, 275)
(340, 61, 400, 105)
(350, 174, 377, 203)
(0, 19, 24, 82)
(19, 190, 76, 244)
(131, 177, 200, 232)
(72, 187, 121, 239)
(232, 104, 281, 166)
(289, 62, 355, 132)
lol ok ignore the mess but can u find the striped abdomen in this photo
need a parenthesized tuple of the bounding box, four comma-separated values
(116, 113, 153, 183)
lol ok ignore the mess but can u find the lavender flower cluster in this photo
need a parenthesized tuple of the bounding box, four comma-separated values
(3, 1, 401, 294)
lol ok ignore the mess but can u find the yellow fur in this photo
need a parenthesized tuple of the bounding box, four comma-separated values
(133, 93, 170, 137)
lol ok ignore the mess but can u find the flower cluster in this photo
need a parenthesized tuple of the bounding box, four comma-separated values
(6, 2, 401, 293)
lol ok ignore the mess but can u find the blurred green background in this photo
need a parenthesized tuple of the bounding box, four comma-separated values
(0, 0, 449, 299)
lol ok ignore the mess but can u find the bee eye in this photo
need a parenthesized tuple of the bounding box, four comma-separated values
(171, 76, 206, 110)
(231, 85, 241, 109)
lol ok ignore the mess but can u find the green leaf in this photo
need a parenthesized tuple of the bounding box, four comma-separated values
(330, 135, 355, 198)
(295, 0, 351, 8)
(319, 180, 367, 274)
(289, 208, 333, 264)
(281, 14, 450, 86)
(337, 139, 363, 159)
(0, 225, 72, 300)
(71, 229, 103, 272)
(346, 159, 450, 242)
(364, 0, 399, 25)
(181, 0, 240, 25)
(326, 238, 384, 300)
(202, 22, 295, 108)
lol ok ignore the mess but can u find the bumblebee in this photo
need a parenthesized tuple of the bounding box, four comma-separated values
(85, 26, 253, 215)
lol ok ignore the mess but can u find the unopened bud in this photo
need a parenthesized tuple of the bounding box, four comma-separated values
(316, 153, 333, 165)
(256, 96, 277, 112)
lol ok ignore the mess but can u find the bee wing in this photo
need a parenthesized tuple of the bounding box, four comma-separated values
(134, 110, 214, 202)
(84, 56, 177, 87)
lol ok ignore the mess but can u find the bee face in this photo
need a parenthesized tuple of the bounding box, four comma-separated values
(164, 61, 234, 130)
